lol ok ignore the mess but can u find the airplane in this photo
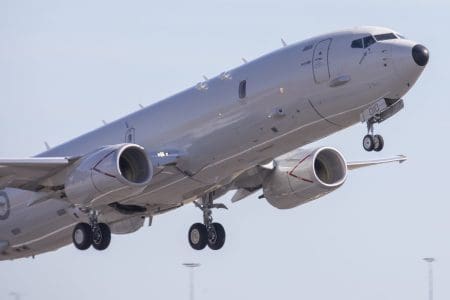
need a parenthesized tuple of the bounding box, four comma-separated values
(0, 26, 429, 260)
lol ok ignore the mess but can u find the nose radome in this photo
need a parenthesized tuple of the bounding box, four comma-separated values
(412, 44, 429, 66)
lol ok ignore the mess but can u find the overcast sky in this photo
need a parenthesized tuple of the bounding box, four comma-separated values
(1, 1, 450, 299)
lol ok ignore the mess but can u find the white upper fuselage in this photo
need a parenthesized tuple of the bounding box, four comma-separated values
(0, 26, 427, 260)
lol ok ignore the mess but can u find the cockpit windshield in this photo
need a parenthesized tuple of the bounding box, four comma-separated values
(351, 35, 376, 49)
(374, 33, 397, 41)
(363, 35, 376, 47)
(351, 32, 400, 49)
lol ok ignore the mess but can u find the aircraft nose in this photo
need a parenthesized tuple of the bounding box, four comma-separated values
(412, 44, 429, 67)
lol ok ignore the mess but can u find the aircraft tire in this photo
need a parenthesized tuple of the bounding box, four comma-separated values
(72, 223, 92, 250)
(363, 134, 375, 152)
(92, 223, 111, 251)
(207, 223, 226, 250)
(373, 135, 384, 152)
(188, 223, 208, 250)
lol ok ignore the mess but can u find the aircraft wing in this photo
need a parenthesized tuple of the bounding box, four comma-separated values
(0, 157, 76, 190)
(346, 155, 407, 170)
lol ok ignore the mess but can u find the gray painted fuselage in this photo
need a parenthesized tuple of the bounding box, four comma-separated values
(0, 26, 425, 260)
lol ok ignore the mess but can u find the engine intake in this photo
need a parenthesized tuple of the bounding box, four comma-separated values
(313, 148, 347, 187)
(119, 147, 149, 184)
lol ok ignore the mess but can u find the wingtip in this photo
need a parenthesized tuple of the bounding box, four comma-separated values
(397, 154, 407, 163)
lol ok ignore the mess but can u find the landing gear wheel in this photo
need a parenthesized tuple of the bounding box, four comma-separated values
(92, 223, 111, 251)
(363, 134, 375, 152)
(373, 134, 384, 152)
(189, 192, 228, 251)
(72, 223, 92, 250)
(207, 223, 226, 250)
(188, 223, 208, 250)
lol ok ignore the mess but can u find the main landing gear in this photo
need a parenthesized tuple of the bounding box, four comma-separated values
(362, 121, 384, 152)
(72, 210, 111, 251)
(188, 193, 227, 251)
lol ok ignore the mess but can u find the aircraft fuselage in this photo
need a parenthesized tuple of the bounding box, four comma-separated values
(0, 26, 427, 259)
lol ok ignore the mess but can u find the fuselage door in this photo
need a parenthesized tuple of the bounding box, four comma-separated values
(312, 38, 332, 84)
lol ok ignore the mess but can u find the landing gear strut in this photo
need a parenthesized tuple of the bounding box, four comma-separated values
(362, 121, 384, 152)
(360, 98, 406, 152)
(188, 193, 227, 251)
(72, 210, 111, 251)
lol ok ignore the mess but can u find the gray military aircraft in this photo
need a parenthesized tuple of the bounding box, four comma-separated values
(0, 26, 429, 260)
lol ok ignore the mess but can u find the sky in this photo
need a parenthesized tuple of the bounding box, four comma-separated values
(1, 0, 450, 299)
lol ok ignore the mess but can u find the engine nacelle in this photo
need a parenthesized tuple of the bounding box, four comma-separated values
(65, 144, 153, 206)
(263, 147, 347, 209)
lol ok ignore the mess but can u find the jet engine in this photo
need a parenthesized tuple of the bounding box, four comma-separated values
(65, 143, 153, 206)
(263, 147, 347, 209)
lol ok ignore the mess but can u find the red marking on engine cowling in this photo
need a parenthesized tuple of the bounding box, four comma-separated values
(287, 154, 314, 183)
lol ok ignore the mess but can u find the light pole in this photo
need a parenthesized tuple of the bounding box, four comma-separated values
(183, 263, 201, 300)
(423, 258, 435, 300)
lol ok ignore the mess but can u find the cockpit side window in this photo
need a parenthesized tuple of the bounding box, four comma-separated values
(363, 36, 376, 48)
(374, 33, 398, 41)
(351, 39, 363, 48)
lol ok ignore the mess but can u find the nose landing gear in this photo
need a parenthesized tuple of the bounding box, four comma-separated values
(360, 98, 404, 152)
(188, 192, 227, 251)
(362, 122, 384, 152)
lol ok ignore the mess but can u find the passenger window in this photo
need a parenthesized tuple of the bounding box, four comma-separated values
(239, 80, 246, 99)
(351, 39, 363, 48)
(363, 36, 376, 48)
(374, 33, 397, 41)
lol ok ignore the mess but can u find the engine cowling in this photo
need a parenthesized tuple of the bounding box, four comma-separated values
(65, 143, 153, 206)
(263, 147, 347, 209)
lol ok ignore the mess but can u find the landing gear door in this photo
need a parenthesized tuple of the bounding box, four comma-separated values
(312, 38, 331, 84)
